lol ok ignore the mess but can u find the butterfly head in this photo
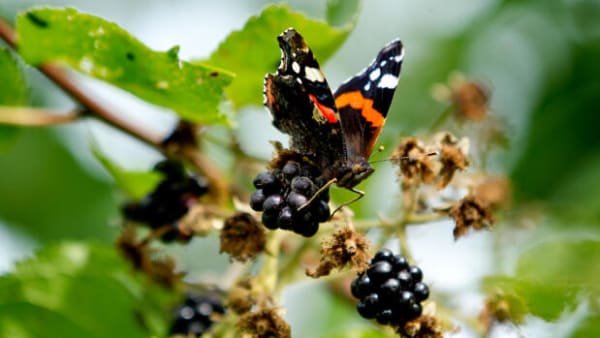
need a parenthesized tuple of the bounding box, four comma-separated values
(335, 157, 375, 189)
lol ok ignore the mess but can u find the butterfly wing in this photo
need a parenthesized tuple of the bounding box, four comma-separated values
(333, 39, 404, 159)
(264, 28, 347, 169)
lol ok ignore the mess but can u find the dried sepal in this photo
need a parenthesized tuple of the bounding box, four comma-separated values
(449, 194, 495, 239)
(392, 137, 436, 188)
(227, 278, 256, 315)
(399, 315, 444, 338)
(220, 212, 266, 262)
(237, 306, 291, 338)
(479, 290, 527, 334)
(435, 133, 470, 188)
(116, 226, 182, 288)
(474, 176, 512, 209)
(306, 226, 370, 278)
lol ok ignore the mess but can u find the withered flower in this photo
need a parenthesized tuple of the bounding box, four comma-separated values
(392, 137, 436, 187)
(399, 315, 444, 338)
(474, 176, 512, 209)
(237, 307, 291, 338)
(306, 226, 370, 278)
(220, 212, 266, 262)
(433, 72, 490, 121)
(435, 133, 470, 188)
(449, 194, 495, 239)
(479, 290, 527, 334)
(227, 278, 256, 315)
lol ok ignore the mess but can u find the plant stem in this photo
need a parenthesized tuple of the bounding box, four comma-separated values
(255, 230, 283, 295)
(0, 17, 228, 203)
(0, 107, 83, 126)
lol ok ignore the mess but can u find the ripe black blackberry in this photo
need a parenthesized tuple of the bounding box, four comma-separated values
(250, 158, 330, 237)
(351, 249, 429, 327)
(122, 159, 208, 243)
(169, 292, 225, 337)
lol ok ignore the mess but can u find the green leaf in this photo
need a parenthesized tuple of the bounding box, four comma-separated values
(0, 302, 101, 338)
(0, 47, 27, 151)
(326, 0, 361, 28)
(92, 145, 161, 199)
(571, 313, 600, 338)
(206, 4, 354, 108)
(16, 7, 233, 125)
(516, 239, 600, 294)
(0, 242, 173, 337)
(483, 239, 600, 321)
(0, 47, 28, 105)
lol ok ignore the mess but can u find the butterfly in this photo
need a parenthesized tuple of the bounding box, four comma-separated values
(263, 28, 404, 204)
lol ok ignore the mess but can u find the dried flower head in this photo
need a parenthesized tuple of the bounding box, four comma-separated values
(220, 212, 266, 262)
(479, 290, 527, 333)
(306, 226, 370, 278)
(449, 194, 495, 239)
(399, 315, 444, 338)
(237, 307, 291, 338)
(392, 137, 436, 188)
(474, 176, 512, 209)
(116, 227, 182, 288)
(432, 72, 490, 121)
(434, 133, 470, 188)
(227, 278, 256, 315)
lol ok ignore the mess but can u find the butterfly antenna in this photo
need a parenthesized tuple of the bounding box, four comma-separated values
(298, 178, 337, 212)
(369, 151, 439, 165)
(329, 187, 365, 220)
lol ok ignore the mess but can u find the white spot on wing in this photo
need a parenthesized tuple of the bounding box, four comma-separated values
(369, 68, 381, 81)
(380, 60, 387, 67)
(304, 66, 324, 82)
(364, 82, 371, 91)
(377, 74, 398, 89)
(292, 61, 301, 74)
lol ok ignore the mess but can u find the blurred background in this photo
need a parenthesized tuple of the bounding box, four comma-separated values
(0, 0, 599, 337)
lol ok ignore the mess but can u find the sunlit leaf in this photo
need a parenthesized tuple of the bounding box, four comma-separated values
(92, 145, 161, 199)
(571, 313, 600, 338)
(16, 7, 233, 125)
(206, 4, 354, 108)
(0, 242, 172, 337)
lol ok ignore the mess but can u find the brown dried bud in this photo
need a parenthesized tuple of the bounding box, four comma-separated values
(452, 81, 490, 121)
(227, 278, 255, 315)
(306, 227, 370, 278)
(479, 291, 527, 333)
(436, 133, 469, 188)
(449, 194, 495, 239)
(474, 176, 512, 209)
(237, 308, 291, 338)
(393, 137, 436, 187)
(220, 212, 265, 262)
(399, 315, 444, 338)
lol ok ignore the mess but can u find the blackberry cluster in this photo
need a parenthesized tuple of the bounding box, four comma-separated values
(351, 249, 429, 326)
(123, 160, 208, 242)
(169, 292, 225, 337)
(249, 159, 330, 237)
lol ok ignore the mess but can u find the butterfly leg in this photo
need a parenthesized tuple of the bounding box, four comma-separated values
(328, 187, 365, 220)
(298, 178, 337, 212)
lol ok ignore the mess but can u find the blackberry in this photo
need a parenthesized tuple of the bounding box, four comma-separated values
(249, 157, 331, 237)
(351, 249, 430, 327)
(169, 292, 225, 337)
(122, 159, 209, 243)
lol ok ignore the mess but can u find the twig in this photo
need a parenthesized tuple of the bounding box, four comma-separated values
(0, 17, 229, 202)
(0, 107, 83, 126)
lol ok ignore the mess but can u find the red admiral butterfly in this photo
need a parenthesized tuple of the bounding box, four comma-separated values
(263, 28, 404, 204)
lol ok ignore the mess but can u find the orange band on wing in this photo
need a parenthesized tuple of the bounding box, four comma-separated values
(334, 91, 385, 128)
(309, 94, 338, 123)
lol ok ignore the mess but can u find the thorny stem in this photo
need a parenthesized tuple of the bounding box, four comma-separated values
(0, 18, 228, 203)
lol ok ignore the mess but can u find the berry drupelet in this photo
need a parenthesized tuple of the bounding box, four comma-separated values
(122, 159, 208, 242)
(169, 292, 225, 337)
(250, 159, 330, 237)
(351, 249, 429, 327)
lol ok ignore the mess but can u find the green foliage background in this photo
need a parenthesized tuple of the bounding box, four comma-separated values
(0, 0, 599, 337)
